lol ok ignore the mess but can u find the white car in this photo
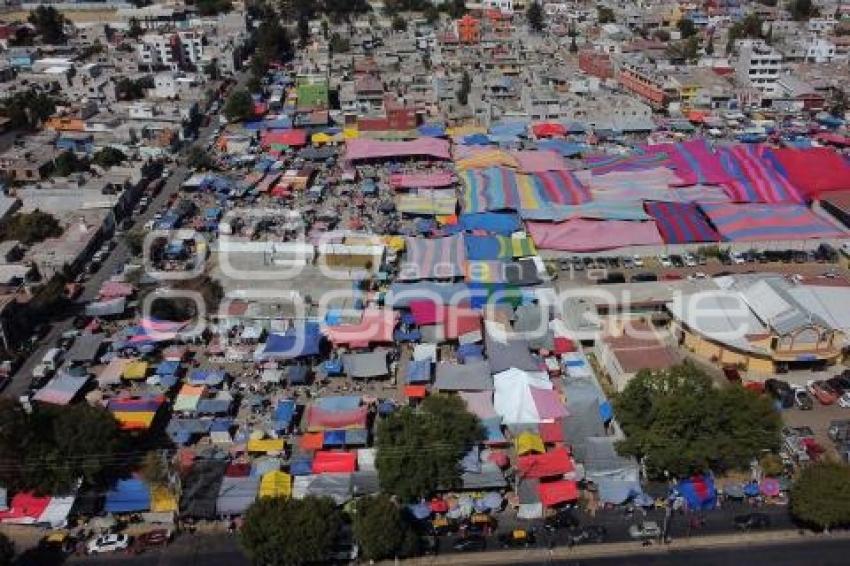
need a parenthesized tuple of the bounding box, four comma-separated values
(839, 392, 850, 408)
(841, 242, 850, 259)
(658, 254, 672, 268)
(87, 534, 130, 554)
(730, 252, 746, 264)
(632, 255, 644, 267)
(683, 253, 697, 267)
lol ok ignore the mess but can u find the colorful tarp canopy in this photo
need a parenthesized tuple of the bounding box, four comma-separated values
(305, 405, 368, 431)
(766, 147, 850, 197)
(537, 479, 579, 506)
(515, 431, 545, 455)
(517, 447, 574, 479)
(462, 167, 590, 214)
(323, 309, 397, 346)
(259, 471, 292, 498)
(526, 219, 663, 252)
(105, 479, 150, 513)
(261, 129, 307, 147)
(532, 122, 567, 138)
(390, 171, 456, 188)
(512, 150, 569, 172)
(312, 451, 357, 473)
(400, 234, 467, 280)
(698, 203, 846, 241)
(464, 234, 536, 260)
(642, 139, 730, 186)
(644, 201, 720, 244)
(345, 138, 451, 161)
(718, 145, 803, 203)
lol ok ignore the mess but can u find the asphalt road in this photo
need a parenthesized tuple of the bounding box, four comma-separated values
(3, 72, 246, 400)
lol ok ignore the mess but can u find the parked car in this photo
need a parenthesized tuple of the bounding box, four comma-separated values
(670, 254, 685, 267)
(790, 385, 814, 410)
(839, 392, 850, 409)
(452, 535, 486, 552)
(567, 525, 607, 544)
(631, 272, 658, 282)
(622, 257, 635, 269)
(807, 380, 839, 405)
(632, 255, 644, 267)
(722, 365, 741, 383)
(658, 254, 672, 267)
(498, 529, 536, 548)
(730, 252, 746, 264)
(764, 379, 794, 409)
(571, 257, 584, 271)
(87, 534, 130, 554)
(828, 420, 850, 442)
(719, 251, 732, 265)
(733, 513, 771, 530)
(683, 252, 697, 267)
(544, 509, 580, 532)
(134, 529, 171, 549)
(598, 272, 626, 284)
(815, 243, 839, 263)
(827, 375, 850, 393)
(628, 521, 661, 540)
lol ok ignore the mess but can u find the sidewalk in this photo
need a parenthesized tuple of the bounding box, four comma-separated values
(401, 529, 850, 565)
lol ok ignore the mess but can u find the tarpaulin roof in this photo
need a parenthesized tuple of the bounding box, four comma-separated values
(642, 139, 730, 186)
(385, 282, 470, 307)
(261, 129, 307, 147)
(173, 384, 205, 413)
(405, 359, 432, 383)
(644, 201, 720, 244)
(458, 212, 522, 235)
(323, 310, 397, 346)
(526, 219, 663, 252)
(294, 474, 353, 504)
(512, 150, 568, 172)
(216, 476, 259, 516)
(0, 492, 50, 523)
(396, 192, 457, 215)
(306, 405, 368, 431)
(493, 368, 553, 425)
(461, 167, 589, 214)
(390, 171, 455, 188)
(97, 358, 130, 387)
(150, 485, 177, 513)
(530, 387, 568, 420)
(489, 121, 528, 137)
(532, 122, 567, 138)
(537, 479, 579, 506)
(188, 369, 226, 386)
(699, 202, 845, 241)
(515, 431, 545, 455)
(105, 479, 150, 514)
(343, 351, 389, 378)
(485, 330, 538, 374)
(520, 200, 651, 222)
(464, 235, 535, 260)
(517, 447, 574, 479)
(459, 391, 499, 420)
(537, 139, 586, 157)
(677, 475, 717, 511)
(260, 471, 291, 498)
(718, 145, 803, 204)
(180, 459, 228, 519)
(345, 138, 451, 161)
(260, 322, 323, 360)
(435, 360, 493, 391)
(400, 234, 467, 280)
(583, 436, 640, 483)
(408, 301, 481, 337)
(312, 451, 357, 473)
(85, 297, 126, 317)
(316, 396, 361, 411)
(272, 400, 296, 429)
(33, 373, 88, 405)
(99, 281, 134, 299)
(765, 147, 850, 197)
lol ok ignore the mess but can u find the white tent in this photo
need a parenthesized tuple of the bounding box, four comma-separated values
(492, 368, 552, 426)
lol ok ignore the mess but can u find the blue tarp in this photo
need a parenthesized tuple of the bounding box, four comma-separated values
(345, 429, 368, 445)
(394, 328, 422, 342)
(259, 322, 323, 360)
(537, 139, 587, 157)
(408, 502, 431, 519)
(599, 401, 613, 423)
(378, 400, 397, 415)
(418, 123, 446, 137)
(316, 396, 360, 411)
(459, 212, 522, 235)
(166, 418, 211, 444)
(197, 398, 232, 415)
(189, 369, 226, 386)
(461, 133, 492, 146)
(482, 417, 506, 443)
(287, 365, 309, 384)
(457, 343, 484, 363)
(464, 235, 504, 260)
(405, 360, 431, 383)
(290, 457, 313, 476)
(677, 475, 717, 511)
(156, 360, 180, 377)
(272, 400, 296, 429)
(361, 179, 377, 194)
(210, 419, 233, 432)
(489, 121, 528, 137)
(104, 479, 150, 514)
(323, 430, 346, 447)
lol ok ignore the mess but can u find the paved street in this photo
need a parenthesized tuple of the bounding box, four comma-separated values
(2, 73, 246, 401)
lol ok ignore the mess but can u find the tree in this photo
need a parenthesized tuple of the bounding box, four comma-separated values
(0, 210, 62, 245)
(788, 0, 818, 21)
(28, 6, 66, 45)
(424, 4, 440, 24)
(0, 400, 129, 494)
(597, 6, 615, 24)
(705, 34, 715, 56)
(52, 151, 88, 177)
(115, 77, 151, 100)
(352, 494, 419, 561)
(224, 89, 254, 122)
(445, 0, 467, 18)
(123, 228, 146, 257)
(392, 15, 407, 32)
(677, 17, 696, 38)
(614, 363, 781, 479)
(92, 147, 127, 168)
(376, 394, 484, 501)
(240, 496, 341, 565)
(528, 1, 544, 33)
(0, 533, 13, 566)
(203, 59, 221, 80)
(329, 33, 350, 54)
(196, 0, 233, 16)
(791, 462, 850, 531)
(0, 90, 56, 130)
(457, 70, 471, 106)
(128, 17, 144, 39)
(139, 450, 170, 486)
(830, 88, 848, 117)
(298, 13, 310, 47)
(569, 36, 578, 53)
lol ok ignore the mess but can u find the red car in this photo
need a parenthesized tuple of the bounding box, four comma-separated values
(807, 380, 839, 405)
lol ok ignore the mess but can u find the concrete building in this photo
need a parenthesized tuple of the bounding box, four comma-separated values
(735, 39, 783, 97)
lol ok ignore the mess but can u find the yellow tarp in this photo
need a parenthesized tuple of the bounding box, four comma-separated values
(150, 485, 178, 513)
(343, 127, 359, 140)
(382, 236, 406, 251)
(456, 150, 519, 170)
(247, 438, 285, 453)
(447, 125, 486, 137)
(122, 361, 149, 380)
(260, 471, 292, 498)
(112, 412, 155, 430)
(311, 132, 334, 145)
(515, 431, 545, 456)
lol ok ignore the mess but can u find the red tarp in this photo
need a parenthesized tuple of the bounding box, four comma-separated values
(305, 406, 368, 431)
(517, 447, 574, 479)
(323, 309, 398, 346)
(405, 385, 427, 398)
(532, 123, 567, 138)
(768, 147, 850, 197)
(538, 421, 564, 444)
(345, 138, 452, 161)
(312, 451, 357, 473)
(0, 492, 50, 522)
(261, 129, 307, 147)
(390, 171, 456, 188)
(408, 301, 481, 338)
(537, 479, 579, 506)
(553, 337, 575, 354)
(300, 432, 325, 450)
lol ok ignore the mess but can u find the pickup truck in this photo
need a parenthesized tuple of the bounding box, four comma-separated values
(628, 521, 661, 540)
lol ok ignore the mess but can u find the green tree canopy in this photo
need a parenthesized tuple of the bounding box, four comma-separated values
(528, 1, 545, 33)
(392, 15, 408, 31)
(0, 400, 130, 494)
(115, 77, 152, 100)
(614, 362, 781, 479)
(28, 6, 66, 44)
(52, 150, 89, 177)
(92, 147, 127, 168)
(0, 210, 62, 245)
(329, 33, 350, 53)
(224, 89, 254, 122)
(128, 17, 144, 39)
(457, 70, 471, 106)
(240, 496, 341, 565)
(376, 394, 484, 501)
(597, 6, 615, 24)
(791, 462, 850, 530)
(197, 0, 232, 16)
(0, 90, 56, 130)
(788, 0, 819, 20)
(677, 17, 697, 38)
(352, 494, 419, 561)
(0, 532, 13, 566)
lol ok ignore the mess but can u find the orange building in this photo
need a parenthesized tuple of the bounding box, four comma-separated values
(618, 63, 667, 108)
(578, 51, 614, 80)
(457, 14, 481, 44)
(45, 117, 85, 132)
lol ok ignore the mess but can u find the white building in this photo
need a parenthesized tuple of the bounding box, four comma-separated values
(735, 39, 783, 97)
(137, 31, 205, 70)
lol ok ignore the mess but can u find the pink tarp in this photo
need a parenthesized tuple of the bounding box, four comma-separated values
(345, 138, 451, 161)
(512, 150, 569, 173)
(99, 281, 134, 299)
(323, 309, 398, 346)
(642, 139, 730, 186)
(530, 387, 568, 420)
(305, 406, 368, 431)
(767, 147, 850, 197)
(261, 129, 307, 147)
(526, 219, 663, 252)
(517, 447, 574, 479)
(390, 171, 456, 188)
(408, 301, 481, 337)
(459, 391, 499, 420)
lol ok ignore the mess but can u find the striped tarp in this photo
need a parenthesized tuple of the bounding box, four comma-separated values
(464, 235, 537, 260)
(395, 191, 458, 215)
(401, 234, 468, 280)
(718, 145, 804, 203)
(462, 167, 589, 213)
(642, 139, 730, 186)
(644, 201, 721, 244)
(698, 203, 846, 242)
